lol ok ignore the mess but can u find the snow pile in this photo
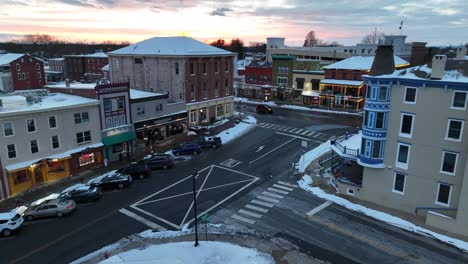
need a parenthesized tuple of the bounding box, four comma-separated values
(99, 241, 274, 264)
(298, 175, 468, 253)
(30, 193, 60, 206)
(215, 115, 257, 144)
(297, 140, 331, 173)
(280, 104, 363, 116)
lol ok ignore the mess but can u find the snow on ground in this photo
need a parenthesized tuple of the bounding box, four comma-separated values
(99, 241, 274, 264)
(297, 140, 331, 173)
(215, 115, 257, 144)
(234, 97, 278, 106)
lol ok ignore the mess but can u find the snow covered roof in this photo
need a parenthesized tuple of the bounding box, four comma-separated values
(0, 93, 100, 116)
(130, 89, 164, 99)
(4, 143, 103, 171)
(108, 36, 233, 56)
(82, 52, 108, 58)
(323, 56, 409, 70)
(46, 82, 97, 89)
(301, 90, 320, 97)
(320, 79, 364, 86)
(0, 53, 24, 65)
(376, 62, 468, 83)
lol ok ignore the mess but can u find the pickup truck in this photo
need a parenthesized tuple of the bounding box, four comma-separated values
(197, 136, 222, 149)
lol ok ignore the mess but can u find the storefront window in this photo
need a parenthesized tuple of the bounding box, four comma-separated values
(13, 170, 30, 185)
(166, 124, 184, 137)
(48, 160, 65, 174)
(112, 143, 126, 154)
(79, 153, 95, 167)
(225, 103, 231, 115)
(217, 105, 224, 117)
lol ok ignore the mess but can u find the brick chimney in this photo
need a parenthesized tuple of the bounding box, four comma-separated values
(430, 55, 447, 80)
(369, 45, 395, 76)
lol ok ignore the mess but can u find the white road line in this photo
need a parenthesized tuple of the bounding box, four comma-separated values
(278, 127, 290, 131)
(307, 200, 333, 216)
(180, 165, 213, 226)
(262, 191, 284, 199)
(119, 208, 166, 231)
(259, 123, 267, 126)
(278, 181, 299, 188)
(273, 184, 294, 191)
(257, 195, 280, 203)
(275, 132, 322, 144)
(300, 130, 310, 135)
(296, 129, 306, 134)
(251, 199, 274, 208)
(231, 214, 256, 224)
(264, 124, 275, 128)
(239, 209, 263, 218)
(245, 204, 269, 213)
(305, 131, 315, 136)
(249, 138, 296, 164)
(130, 205, 180, 229)
(289, 128, 300, 133)
(267, 187, 289, 195)
(230, 161, 242, 168)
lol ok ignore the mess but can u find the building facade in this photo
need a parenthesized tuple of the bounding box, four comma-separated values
(64, 52, 108, 82)
(0, 92, 103, 198)
(0, 53, 45, 92)
(108, 36, 235, 127)
(46, 58, 65, 82)
(353, 51, 468, 236)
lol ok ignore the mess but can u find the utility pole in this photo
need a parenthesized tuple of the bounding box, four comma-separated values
(192, 169, 199, 247)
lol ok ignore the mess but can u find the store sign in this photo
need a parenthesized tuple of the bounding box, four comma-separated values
(79, 153, 95, 167)
(105, 125, 131, 137)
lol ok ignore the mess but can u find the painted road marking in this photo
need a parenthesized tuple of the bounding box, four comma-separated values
(300, 130, 310, 135)
(262, 191, 284, 199)
(278, 181, 298, 188)
(251, 199, 274, 208)
(256, 145, 265, 152)
(245, 204, 269, 213)
(275, 132, 322, 144)
(257, 195, 280, 203)
(249, 138, 296, 164)
(306, 200, 334, 216)
(239, 209, 263, 218)
(220, 158, 242, 168)
(119, 208, 166, 230)
(273, 184, 294, 192)
(267, 187, 289, 195)
(231, 214, 256, 224)
(289, 128, 300, 133)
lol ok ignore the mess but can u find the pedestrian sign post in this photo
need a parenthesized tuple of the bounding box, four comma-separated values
(200, 214, 209, 241)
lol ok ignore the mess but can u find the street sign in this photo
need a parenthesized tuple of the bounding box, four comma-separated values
(301, 140, 308, 148)
(201, 213, 209, 223)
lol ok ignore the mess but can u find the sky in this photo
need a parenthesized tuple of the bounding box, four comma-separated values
(1, 0, 467, 47)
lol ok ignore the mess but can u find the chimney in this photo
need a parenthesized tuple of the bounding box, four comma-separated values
(369, 44, 395, 76)
(65, 78, 70, 87)
(430, 55, 447, 80)
(456, 47, 467, 60)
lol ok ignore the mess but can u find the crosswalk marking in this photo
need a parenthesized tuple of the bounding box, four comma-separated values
(239, 209, 263, 218)
(277, 181, 299, 188)
(300, 130, 310, 135)
(307, 201, 333, 216)
(251, 199, 274, 208)
(257, 195, 280, 203)
(267, 187, 288, 195)
(257, 122, 328, 139)
(262, 191, 284, 199)
(220, 158, 242, 168)
(273, 184, 294, 191)
(231, 214, 256, 224)
(119, 209, 166, 231)
(245, 204, 269, 213)
(289, 128, 300, 133)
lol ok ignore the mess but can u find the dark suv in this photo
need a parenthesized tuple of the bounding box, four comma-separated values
(141, 154, 174, 170)
(116, 163, 151, 179)
(256, 104, 273, 114)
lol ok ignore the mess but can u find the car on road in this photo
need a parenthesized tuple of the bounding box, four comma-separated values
(197, 136, 222, 149)
(89, 173, 132, 190)
(172, 143, 201, 156)
(256, 104, 273, 114)
(0, 212, 24, 236)
(140, 154, 174, 170)
(58, 185, 103, 203)
(23, 199, 76, 221)
(117, 163, 152, 179)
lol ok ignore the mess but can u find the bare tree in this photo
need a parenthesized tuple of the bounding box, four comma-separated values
(303, 31, 319, 47)
(361, 28, 385, 44)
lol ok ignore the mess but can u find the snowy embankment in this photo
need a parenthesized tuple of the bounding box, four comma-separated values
(296, 134, 468, 253)
(215, 115, 257, 144)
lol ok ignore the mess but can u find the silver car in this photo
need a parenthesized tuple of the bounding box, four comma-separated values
(23, 199, 76, 221)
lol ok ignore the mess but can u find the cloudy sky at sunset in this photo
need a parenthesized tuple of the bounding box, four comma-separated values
(1, 0, 467, 46)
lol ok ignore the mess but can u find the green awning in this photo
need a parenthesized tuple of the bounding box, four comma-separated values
(102, 131, 136, 146)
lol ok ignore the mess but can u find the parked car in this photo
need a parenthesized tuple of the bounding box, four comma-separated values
(197, 136, 222, 149)
(256, 104, 273, 114)
(0, 212, 24, 236)
(140, 154, 174, 170)
(117, 163, 152, 179)
(89, 173, 132, 190)
(23, 199, 76, 221)
(172, 143, 201, 156)
(58, 185, 102, 203)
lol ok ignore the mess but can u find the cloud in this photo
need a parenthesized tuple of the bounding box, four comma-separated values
(209, 7, 233, 16)
(54, 0, 97, 8)
(434, 8, 459, 16)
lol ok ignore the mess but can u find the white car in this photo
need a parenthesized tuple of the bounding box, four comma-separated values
(0, 212, 24, 236)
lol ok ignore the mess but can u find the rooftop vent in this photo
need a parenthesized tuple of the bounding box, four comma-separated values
(430, 55, 447, 80)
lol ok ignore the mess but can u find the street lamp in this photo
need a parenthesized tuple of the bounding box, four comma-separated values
(238, 97, 242, 120)
(192, 169, 199, 247)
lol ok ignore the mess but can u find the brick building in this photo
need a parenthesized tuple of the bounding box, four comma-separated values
(64, 52, 108, 82)
(0, 53, 45, 92)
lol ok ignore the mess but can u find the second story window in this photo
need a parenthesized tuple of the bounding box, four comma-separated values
(378, 87, 387, 101)
(7, 144, 16, 159)
(215, 62, 218, 73)
(441, 151, 457, 175)
(375, 112, 384, 129)
(452, 91, 467, 109)
(104, 99, 112, 112)
(214, 80, 219, 97)
(137, 106, 145, 116)
(404, 87, 417, 103)
(118, 98, 125, 110)
(36, 63, 40, 70)
(49, 116, 57, 129)
(399, 113, 414, 138)
(203, 62, 207, 74)
(446, 119, 463, 141)
(175, 62, 179, 75)
(134, 58, 143, 64)
(190, 63, 195, 75)
(203, 82, 208, 99)
(225, 61, 229, 72)
(76, 131, 92, 144)
(30, 139, 39, 154)
(37, 72, 41, 79)
(74, 112, 89, 124)
(26, 119, 36, 133)
(155, 104, 163, 112)
(191, 84, 195, 101)
(16, 64, 20, 71)
(225, 79, 229, 95)
(52, 135, 60, 149)
(3, 122, 13, 137)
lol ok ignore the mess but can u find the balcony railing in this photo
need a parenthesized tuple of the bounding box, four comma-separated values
(332, 140, 359, 158)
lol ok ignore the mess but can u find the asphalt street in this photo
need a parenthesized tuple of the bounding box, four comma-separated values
(1, 106, 467, 264)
